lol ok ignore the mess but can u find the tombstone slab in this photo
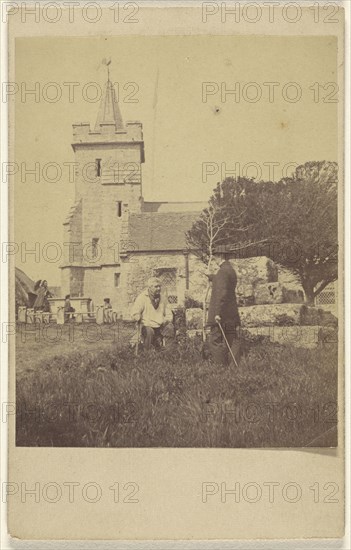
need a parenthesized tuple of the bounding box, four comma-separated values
(254, 282, 284, 305)
(185, 307, 203, 330)
(239, 304, 303, 327)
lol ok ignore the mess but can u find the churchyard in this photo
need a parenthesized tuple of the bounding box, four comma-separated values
(15, 251, 338, 448)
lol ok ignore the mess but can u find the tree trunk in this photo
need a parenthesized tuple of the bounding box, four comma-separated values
(202, 282, 211, 342)
(302, 280, 315, 305)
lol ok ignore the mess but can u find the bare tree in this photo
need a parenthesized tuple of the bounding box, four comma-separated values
(198, 205, 231, 340)
(187, 194, 269, 340)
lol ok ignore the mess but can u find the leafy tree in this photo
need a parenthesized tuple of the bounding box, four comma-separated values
(187, 161, 338, 303)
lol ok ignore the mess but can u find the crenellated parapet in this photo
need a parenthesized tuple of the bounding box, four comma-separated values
(72, 121, 144, 150)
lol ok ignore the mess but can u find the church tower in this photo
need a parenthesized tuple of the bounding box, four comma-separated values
(61, 69, 145, 302)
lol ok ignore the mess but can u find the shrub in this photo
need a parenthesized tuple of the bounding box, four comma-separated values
(184, 296, 203, 309)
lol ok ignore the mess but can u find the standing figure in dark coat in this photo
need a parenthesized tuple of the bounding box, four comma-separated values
(207, 247, 241, 365)
(33, 280, 52, 312)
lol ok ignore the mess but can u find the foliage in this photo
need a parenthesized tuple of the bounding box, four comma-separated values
(186, 161, 338, 303)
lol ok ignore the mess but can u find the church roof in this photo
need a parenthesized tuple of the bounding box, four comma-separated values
(94, 79, 124, 131)
(128, 211, 200, 252)
(143, 201, 207, 213)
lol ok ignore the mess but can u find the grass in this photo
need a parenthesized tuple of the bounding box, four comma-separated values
(16, 325, 338, 447)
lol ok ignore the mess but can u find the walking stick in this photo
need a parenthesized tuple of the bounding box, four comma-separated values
(202, 284, 211, 342)
(216, 319, 239, 368)
(135, 321, 141, 356)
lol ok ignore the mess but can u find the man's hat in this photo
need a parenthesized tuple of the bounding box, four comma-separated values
(213, 244, 231, 255)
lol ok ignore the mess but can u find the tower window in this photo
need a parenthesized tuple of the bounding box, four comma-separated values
(114, 273, 120, 287)
(96, 159, 102, 177)
(92, 238, 99, 259)
(116, 201, 122, 217)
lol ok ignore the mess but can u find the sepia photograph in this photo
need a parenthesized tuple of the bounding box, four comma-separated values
(3, 2, 348, 544)
(12, 33, 339, 449)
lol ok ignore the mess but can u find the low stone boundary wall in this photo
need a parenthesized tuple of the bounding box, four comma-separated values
(185, 305, 338, 348)
(186, 325, 337, 349)
(243, 325, 338, 349)
(186, 304, 337, 329)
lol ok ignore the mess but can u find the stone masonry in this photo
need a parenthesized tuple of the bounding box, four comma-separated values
(185, 256, 337, 349)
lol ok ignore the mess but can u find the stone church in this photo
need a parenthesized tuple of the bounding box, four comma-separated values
(60, 73, 337, 328)
(61, 76, 207, 314)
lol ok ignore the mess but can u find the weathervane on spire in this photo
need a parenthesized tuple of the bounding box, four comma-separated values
(102, 57, 112, 81)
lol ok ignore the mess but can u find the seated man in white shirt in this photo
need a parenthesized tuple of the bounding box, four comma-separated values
(131, 277, 174, 350)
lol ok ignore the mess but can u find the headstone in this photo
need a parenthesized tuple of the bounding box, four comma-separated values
(26, 308, 35, 324)
(254, 282, 283, 305)
(185, 308, 203, 330)
(96, 306, 104, 325)
(18, 306, 27, 323)
(57, 308, 64, 325)
(239, 304, 303, 327)
(236, 283, 255, 306)
(230, 256, 278, 285)
(282, 287, 304, 304)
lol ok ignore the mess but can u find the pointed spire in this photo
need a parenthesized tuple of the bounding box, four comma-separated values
(94, 59, 124, 131)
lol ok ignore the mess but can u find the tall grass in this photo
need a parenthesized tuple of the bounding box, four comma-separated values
(16, 338, 337, 447)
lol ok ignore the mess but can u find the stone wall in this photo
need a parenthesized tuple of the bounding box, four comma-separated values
(75, 253, 308, 320)
(185, 255, 303, 306)
(122, 252, 188, 315)
(61, 266, 84, 298)
(61, 116, 145, 300)
(74, 142, 143, 268)
(277, 265, 304, 295)
(183, 255, 283, 306)
(59, 248, 338, 348)
(184, 256, 337, 349)
(78, 253, 281, 317)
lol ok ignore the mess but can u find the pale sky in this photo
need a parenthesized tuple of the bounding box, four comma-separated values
(14, 35, 338, 284)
